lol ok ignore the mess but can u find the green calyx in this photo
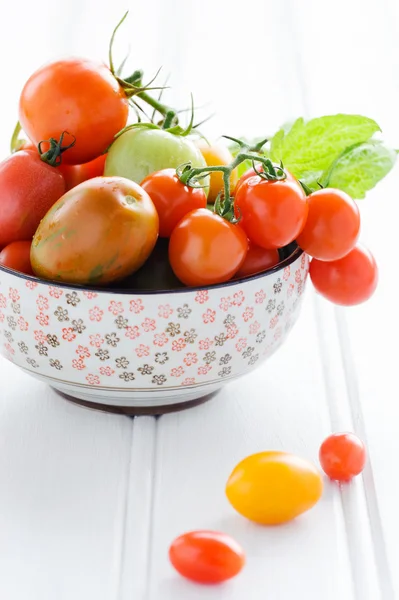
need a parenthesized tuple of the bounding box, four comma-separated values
(39, 131, 76, 167)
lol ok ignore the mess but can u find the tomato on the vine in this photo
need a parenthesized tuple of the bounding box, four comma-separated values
(59, 154, 107, 191)
(0, 241, 34, 276)
(140, 168, 207, 237)
(234, 175, 308, 249)
(296, 188, 360, 261)
(169, 209, 248, 286)
(235, 241, 280, 278)
(319, 433, 366, 481)
(235, 166, 296, 197)
(310, 244, 378, 306)
(196, 140, 238, 203)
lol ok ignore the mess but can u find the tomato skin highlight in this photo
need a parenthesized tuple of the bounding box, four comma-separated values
(310, 245, 378, 306)
(59, 154, 107, 191)
(235, 242, 280, 278)
(196, 141, 238, 203)
(169, 209, 248, 287)
(0, 241, 34, 275)
(19, 58, 129, 165)
(169, 530, 245, 584)
(0, 150, 66, 248)
(140, 168, 207, 237)
(319, 433, 366, 481)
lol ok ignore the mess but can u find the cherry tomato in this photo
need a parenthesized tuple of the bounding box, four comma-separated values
(140, 168, 207, 237)
(169, 209, 248, 286)
(19, 58, 129, 165)
(59, 154, 107, 191)
(196, 140, 238, 203)
(0, 241, 34, 275)
(234, 175, 308, 249)
(310, 244, 378, 306)
(226, 451, 323, 525)
(319, 433, 366, 481)
(0, 150, 65, 248)
(169, 530, 245, 584)
(235, 166, 296, 197)
(235, 242, 280, 278)
(296, 188, 360, 261)
(31, 177, 159, 285)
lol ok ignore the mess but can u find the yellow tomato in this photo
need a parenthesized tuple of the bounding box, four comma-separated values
(196, 141, 238, 203)
(226, 451, 323, 525)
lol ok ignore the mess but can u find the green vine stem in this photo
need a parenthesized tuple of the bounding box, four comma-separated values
(10, 121, 27, 153)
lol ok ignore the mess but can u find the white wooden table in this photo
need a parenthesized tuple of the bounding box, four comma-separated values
(0, 1, 398, 598)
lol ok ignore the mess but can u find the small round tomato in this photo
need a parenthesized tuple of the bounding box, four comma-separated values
(196, 140, 238, 202)
(226, 451, 323, 525)
(296, 188, 360, 261)
(169, 209, 248, 286)
(310, 244, 378, 306)
(169, 530, 245, 584)
(19, 58, 129, 165)
(235, 242, 280, 278)
(0, 241, 34, 275)
(319, 433, 366, 481)
(31, 177, 159, 285)
(234, 175, 308, 249)
(59, 154, 107, 191)
(235, 167, 297, 197)
(0, 150, 65, 248)
(140, 168, 207, 237)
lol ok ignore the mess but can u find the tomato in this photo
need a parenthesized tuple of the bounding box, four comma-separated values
(105, 127, 209, 194)
(140, 168, 207, 237)
(235, 242, 280, 278)
(310, 244, 378, 306)
(169, 209, 248, 286)
(0, 150, 65, 248)
(0, 241, 34, 275)
(319, 433, 366, 481)
(59, 154, 107, 191)
(31, 176, 159, 285)
(19, 58, 129, 165)
(234, 175, 308, 249)
(235, 166, 296, 197)
(226, 451, 323, 525)
(296, 188, 360, 261)
(196, 140, 238, 203)
(169, 530, 245, 584)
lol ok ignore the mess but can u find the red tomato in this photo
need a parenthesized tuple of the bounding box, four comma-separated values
(235, 166, 296, 197)
(296, 188, 360, 261)
(19, 58, 129, 165)
(169, 209, 248, 286)
(59, 154, 107, 191)
(234, 176, 308, 249)
(319, 433, 366, 481)
(235, 241, 280, 278)
(140, 168, 207, 237)
(169, 530, 245, 584)
(0, 241, 34, 275)
(310, 245, 378, 306)
(0, 150, 65, 248)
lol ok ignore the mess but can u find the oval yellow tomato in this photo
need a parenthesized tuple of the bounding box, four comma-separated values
(226, 451, 323, 525)
(196, 140, 238, 203)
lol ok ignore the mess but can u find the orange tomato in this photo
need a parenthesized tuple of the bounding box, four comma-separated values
(196, 141, 238, 203)
(59, 154, 107, 191)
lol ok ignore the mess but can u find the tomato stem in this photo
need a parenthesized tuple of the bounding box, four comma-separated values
(39, 131, 76, 167)
(10, 121, 27, 153)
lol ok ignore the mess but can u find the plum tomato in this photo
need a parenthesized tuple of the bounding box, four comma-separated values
(169, 530, 245, 584)
(235, 241, 280, 278)
(226, 451, 323, 525)
(234, 175, 308, 249)
(31, 176, 159, 285)
(0, 150, 65, 248)
(59, 154, 107, 191)
(19, 58, 129, 165)
(310, 244, 378, 306)
(0, 241, 34, 276)
(169, 209, 248, 287)
(196, 140, 238, 203)
(319, 432, 366, 481)
(296, 188, 360, 261)
(140, 168, 207, 237)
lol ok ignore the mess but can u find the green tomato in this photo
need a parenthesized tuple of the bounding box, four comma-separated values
(105, 128, 209, 195)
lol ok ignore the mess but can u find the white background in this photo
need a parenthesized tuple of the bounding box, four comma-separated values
(0, 1, 398, 598)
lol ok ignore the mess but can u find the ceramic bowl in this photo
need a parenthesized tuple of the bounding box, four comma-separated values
(0, 245, 308, 413)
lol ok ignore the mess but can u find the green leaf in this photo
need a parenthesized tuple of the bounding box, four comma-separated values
(321, 140, 397, 199)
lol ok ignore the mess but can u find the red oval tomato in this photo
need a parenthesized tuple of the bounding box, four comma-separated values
(140, 168, 207, 237)
(169, 530, 245, 584)
(235, 241, 280, 278)
(319, 432, 366, 481)
(59, 154, 107, 191)
(234, 175, 308, 249)
(0, 241, 34, 275)
(310, 244, 378, 306)
(296, 188, 360, 261)
(19, 58, 129, 165)
(169, 209, 248, 286)
(0, 150, 65, 248)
